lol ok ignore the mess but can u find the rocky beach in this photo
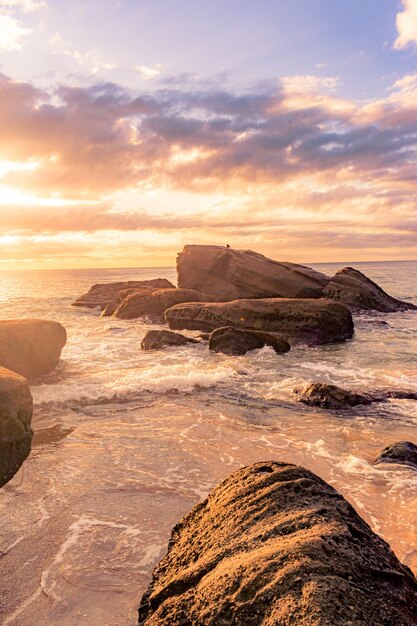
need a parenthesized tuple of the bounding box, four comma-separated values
(1, 246, 417, 625)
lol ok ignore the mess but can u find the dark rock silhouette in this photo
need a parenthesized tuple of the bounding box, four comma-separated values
(138, 461, 417, 625)
(0, 319, 67, 380)
(141, 330, 199, 350)
(0, 367, 33, 487)
(374, 441, 417, 469)
(295, 382, 372, 409)
(209, 326, 290, 356)
(166, 298, 354, 345)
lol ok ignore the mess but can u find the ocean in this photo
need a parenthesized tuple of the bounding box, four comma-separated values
(1, 260, 417, 625)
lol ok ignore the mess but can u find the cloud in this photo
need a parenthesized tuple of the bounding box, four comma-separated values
(0, 0, 45, 12)
(135, 64, 162, 80)
(0, 13, 31, 49)
(395, 0, 417, 49)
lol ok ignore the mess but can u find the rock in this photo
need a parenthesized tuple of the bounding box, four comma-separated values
(166, 298, 354, 345)
(100, 302, 118, 317)
(138, 461, 417, 626)
(374, 441, 417, 469)
(72, 279, 175, 309)
(177, 245, 329, 301)
(295, 382, 372, 409)
(0, 367, 33, 487)
(209, 326, 290, 356)
(0, 319, 67, 380)
(141, 330, 199, 350)
(322, 267, 417, 312)
(114, 288, 213, 321)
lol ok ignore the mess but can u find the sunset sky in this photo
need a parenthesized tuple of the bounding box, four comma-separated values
(1, 0, 417, 269)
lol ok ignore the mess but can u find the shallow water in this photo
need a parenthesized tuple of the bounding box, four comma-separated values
(0, 261, 417, 625)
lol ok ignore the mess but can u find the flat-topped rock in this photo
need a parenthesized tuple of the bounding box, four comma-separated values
(114, 288, 213, 321)
(72, 279, 175, 309)
(177, 245, 329, 301)
(295, 382, 372, 409)
(166, 298, 354, 345)
(0, 366, 33, 487)
(209, 326, 290, 356)
(0, 319, 67, 380)
(374, 441, 417, 469)
(141, 330, 199, 350)
(322, 267, 417, 312)
(138, 461, 417, 626)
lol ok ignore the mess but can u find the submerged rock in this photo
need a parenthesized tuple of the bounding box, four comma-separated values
(295, 382, 372, 409)
(114, 288, 213, 321)
(209, 326, 290, 356)
(0, 319, 67, 380)
(141, 330, 199, 350)
(177, 244, 329, 300)
(0, 366, 33, 488)
(138, 461, 417, 626)
(322, 267, 417, 312)
(72, 279, 175, 309)
(374, 441, 417, 469)
(166, 298, 354, 345)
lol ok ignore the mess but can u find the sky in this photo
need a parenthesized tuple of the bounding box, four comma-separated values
(0, 0, 417, 269)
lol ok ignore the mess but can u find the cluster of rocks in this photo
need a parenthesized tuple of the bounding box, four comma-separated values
(138, 461, 417, 625)
(0, 319, 67, 487)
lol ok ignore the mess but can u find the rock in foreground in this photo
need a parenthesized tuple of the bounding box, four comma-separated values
(141, 330, 199, 350)
(72, 279, 175, 309)
(209, 326, 290, 356)
(295, 382, 372, 409)
(114, 288, 213, 321)
(0, 319, 67, 380)
(177, 245, 329, 300)
(138, 461, 417, 626)
(0, 367, 33, 487)
(322, 267, 417, 312)
(374, 441, 417, 469)
(166, 298, 354, 345)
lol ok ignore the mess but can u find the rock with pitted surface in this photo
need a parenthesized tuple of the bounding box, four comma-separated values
(72, 278, 175, 309)
(177, 245, 329, 301)
(0, 319, 67, 380)
(114, 288, 214, 321)
(138, 461, 417, 626)
(295, 382, 372, 409)
(141, 330, 199, 350)
(166, 298, 354, 345)
(374, 441, 417, 469)
(322, 267, 417, 312)
(209, 326, 290, 356)
(0, 366, 33, 487)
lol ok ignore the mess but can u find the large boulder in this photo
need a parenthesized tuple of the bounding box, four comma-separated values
(0, 367, 33, 488)
(138, 461, 417, 626)
(374, 441, 417, 469)
(295, 382, 372, 409)
(141, 330, 199, 350)
(114, 288, 213, 321)
(0, 319, 67, 380)
(177, 245, 329, 301)
(72, 279, 175, 309)
(322, 267, 417, 312)
(166, 298, 354, 345)
(209, 326, 290, 356)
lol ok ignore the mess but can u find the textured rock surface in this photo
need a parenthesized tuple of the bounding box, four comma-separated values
(322, 267, 417, 312)
(0, 366, 33, 487)
(166, 298, 354, 345)
(0, 319, 67, 380)
(374, 441, 417, 469)
(295, 382, 372, 409)
(177, 245, 329, 301)
(141, 330, 199, 350)
(138, 461, 417, 626)
(209, 326, 290, 356)
(114, 288, 213, 321)
(100, 302, 118, 317)
(72, 279, 175, 309)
